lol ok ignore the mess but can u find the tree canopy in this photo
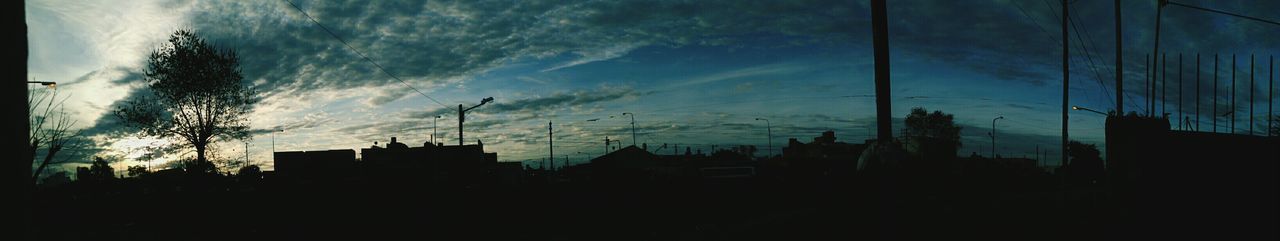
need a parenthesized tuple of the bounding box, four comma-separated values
(903, 107, 962, 148)
(115, 30, 257, 166)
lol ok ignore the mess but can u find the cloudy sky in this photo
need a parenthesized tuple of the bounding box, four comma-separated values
(26, 0, 1280, 174)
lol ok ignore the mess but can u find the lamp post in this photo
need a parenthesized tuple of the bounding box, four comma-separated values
(989, 116, 1004, 158)
(271, 129, 284, 163)
(432, 115, 441, 145)
(458, 97, 494, 146)
(755, 118, 772, 158)
(622, 112, 636, 147)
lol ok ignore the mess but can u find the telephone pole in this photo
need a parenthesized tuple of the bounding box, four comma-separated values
(1061, 0, 1070, 167)
(1115, 0, 1123, 114)
(871, 0, 892, 143)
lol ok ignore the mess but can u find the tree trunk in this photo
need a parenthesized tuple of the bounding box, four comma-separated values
(30, 147, 59, 184)
(195, 143, 208, 164)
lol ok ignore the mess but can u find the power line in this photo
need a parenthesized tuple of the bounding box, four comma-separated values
(1165, 1, 1280, 27)
(281, 0, 453, 110)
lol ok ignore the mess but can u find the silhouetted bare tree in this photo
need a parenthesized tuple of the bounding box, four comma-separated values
(28, 88, 85, 184)
(114, 30, 257, 167)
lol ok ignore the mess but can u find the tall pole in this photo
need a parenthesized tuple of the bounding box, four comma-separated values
(457, 97, 494, 146)
(1232, 55, 1236, 134)
(1214, 55, 1219, 133)
(1162, 53, 1167, 118)
(245, 142, 249, 168)
(871, 0, 892, 143)
(1147, 54, 1151, 116)
(1270, 56, 1274, 136)
(991, 116, 1004, 158)
(1179, 54, 1183, 129)
(432, 116, 440, 145)
(458, 104, 464, 145)
(1250, 55, 1255, 135)
(623, 112, 636, 146)
(756, 118, 772, 158)
(1061, 0, 1070, 167)
(1196, 54, 1201, 131)
(1115, 0, 1123, 114)
(548, 121, 553, 171)
(1152, 0, 1165, 117)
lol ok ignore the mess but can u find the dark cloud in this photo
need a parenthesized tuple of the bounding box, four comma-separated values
(177, 0, 861, 102)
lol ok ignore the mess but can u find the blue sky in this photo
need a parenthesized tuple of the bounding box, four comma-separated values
(26, 0, 1280, 174)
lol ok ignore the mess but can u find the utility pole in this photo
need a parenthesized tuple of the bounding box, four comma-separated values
(1115, 0, 1123, 114)
(871, 0, 892, 143)
(1232, 55, 1236, 134)
(1163, 53, 1167, 118)
(1196, 54, 1200, 131)
(1214, 55, 1219, 133)
(1250, 55, 1255, 135)
(604, 136, 610, 154)
(458, 97, 494, 146)
(1061, 0, 1070, 168)
(1270, 56, 1274, 136)
(1179, 54, 1183, 129)
(1152, 0, 1167, 117)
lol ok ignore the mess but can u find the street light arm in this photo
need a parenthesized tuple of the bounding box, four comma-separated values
(462, 97, 494, 112)
(1072, 106, 1108, 116)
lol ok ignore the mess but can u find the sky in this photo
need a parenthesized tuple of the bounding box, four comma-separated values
(26, 0, 1280, 175)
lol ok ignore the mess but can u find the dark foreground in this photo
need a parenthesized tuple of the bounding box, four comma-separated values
(30, 174, 1276, 241)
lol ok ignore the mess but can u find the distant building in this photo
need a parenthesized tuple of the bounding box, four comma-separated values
(360, 137, 498, 186)
(590, 145, 694, 182)
(779, 131, 867, 182)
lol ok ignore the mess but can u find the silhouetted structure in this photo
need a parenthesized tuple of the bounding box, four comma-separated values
(1106, 114, 1278, 240)
(360, 137, 498, 187)
(779, 131, 866, 184)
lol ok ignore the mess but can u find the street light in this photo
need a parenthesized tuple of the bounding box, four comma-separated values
(754, 118, 772, 158)
(622, 112, 636, 147)
(1071, 106, 1108, 116)
(272, 129, 284, 163)
(989, 116, 1004, 158)
(458, 97, 494, 146)
(28, 81, 56, 89)
(432, 115, 441, 145)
